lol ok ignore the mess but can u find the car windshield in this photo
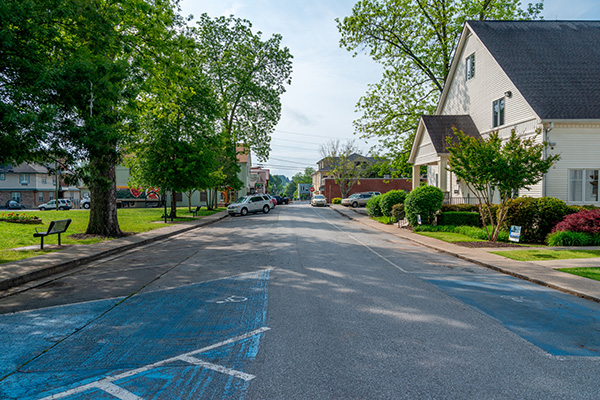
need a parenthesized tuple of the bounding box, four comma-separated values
(348, 194, 359, 198)
(314, 195, 325, 199)
(232, 197, 248, 204)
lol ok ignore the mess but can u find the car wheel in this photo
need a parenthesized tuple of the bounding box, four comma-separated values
(263, 205, 270, 214)
(83, 203, 90, 209)
(40, 207, 45, 211)
(352, 201, 358, 208)
(241, 207, 248, 216)
(58, 206, 65, 210)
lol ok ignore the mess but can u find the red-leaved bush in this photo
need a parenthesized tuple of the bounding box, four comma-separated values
(552, 209, 600, 234)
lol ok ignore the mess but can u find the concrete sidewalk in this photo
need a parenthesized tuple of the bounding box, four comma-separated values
(0, 211, 229, 292)
(330, 205, 600, 303)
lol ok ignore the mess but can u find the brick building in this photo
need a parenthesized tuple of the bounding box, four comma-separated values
(323, 178, 415, 202)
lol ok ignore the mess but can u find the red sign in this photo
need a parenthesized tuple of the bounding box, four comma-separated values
(309, 187, 315, 192)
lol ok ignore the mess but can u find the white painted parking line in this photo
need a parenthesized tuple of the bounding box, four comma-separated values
(96, 381, 144, 400)
(178, 355, 255, 381)
(40, 327, 270, 400)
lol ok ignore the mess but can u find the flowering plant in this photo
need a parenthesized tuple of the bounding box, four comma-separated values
(0, 213, 41, 222)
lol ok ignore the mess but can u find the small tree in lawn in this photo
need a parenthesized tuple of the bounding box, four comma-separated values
(446, 129, 560, 242)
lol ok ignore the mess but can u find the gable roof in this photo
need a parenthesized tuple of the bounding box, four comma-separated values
(467, 20, 600, 120)
(421, 115, 481, 154)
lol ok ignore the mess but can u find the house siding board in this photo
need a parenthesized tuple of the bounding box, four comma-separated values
(413, 133, 439, 165)
(546, 127, 600, 204)
(441, 31, 537, 137)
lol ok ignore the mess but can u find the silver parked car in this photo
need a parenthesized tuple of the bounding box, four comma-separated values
(38, 199, 72, 211)
(341, 192, 377, 208)
(227, 195, 272, 216)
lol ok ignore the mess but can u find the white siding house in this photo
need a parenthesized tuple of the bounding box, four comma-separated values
(409, 21, 600, 206)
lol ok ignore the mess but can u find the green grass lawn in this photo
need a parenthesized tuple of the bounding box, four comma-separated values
(490, 249, 600, 262)
(557, 267, 600, 282)
(415, 231, 488, 243)
(0, 207, 224, 264)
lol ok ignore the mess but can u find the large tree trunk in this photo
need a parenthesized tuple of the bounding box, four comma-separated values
(86, 161, 123, 237)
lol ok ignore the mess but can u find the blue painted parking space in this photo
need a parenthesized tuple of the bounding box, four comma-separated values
(0, 270, 270, 399)
(418, 271, 600, 357)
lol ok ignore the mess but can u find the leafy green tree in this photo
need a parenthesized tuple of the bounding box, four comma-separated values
(269, 174, 289, 195)
(337, 0, 543, 176)
(193, 14, 293, 183)
(284, 167, 314, 199)
(380, 190, 407, 218)
(405, 185, 445, 226)
(0, 0, 184, 236)
(446, 129, 560, 242)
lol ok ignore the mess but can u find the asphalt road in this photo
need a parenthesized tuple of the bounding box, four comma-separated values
(1, 203, 600, 399)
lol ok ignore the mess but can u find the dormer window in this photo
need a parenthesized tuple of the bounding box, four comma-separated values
(465, 53, 475, 80)
(492, 98, 505, 127)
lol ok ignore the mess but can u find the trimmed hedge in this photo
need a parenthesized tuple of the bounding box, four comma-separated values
(331, 197, 342, 204)
(380, 190, 407, 217)
(437, 211, 481, 227)
(440, 204, 479, 212)
(405, 185, 444, 226)
(366, 195, 383, 217)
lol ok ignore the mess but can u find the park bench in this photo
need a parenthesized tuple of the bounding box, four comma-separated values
(192, 206, 202, 216)
(33, 219, 72, 250)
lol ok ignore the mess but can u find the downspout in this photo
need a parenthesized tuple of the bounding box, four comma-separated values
(542, 121, 554, 198)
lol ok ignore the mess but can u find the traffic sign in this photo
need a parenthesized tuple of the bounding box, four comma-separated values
(309, 187, 315, 192)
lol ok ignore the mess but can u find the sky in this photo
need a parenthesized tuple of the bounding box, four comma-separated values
(179, 0, 600, 179)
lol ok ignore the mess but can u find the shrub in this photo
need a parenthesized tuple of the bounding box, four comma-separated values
(405, 185, 444, 226)
(440, 204, 479, 212)
(380, 190, 407, 217)
(553, 209, 600, 235)
(331, 197, 342, 204)
(391, 203, 405, 222)
(437, 211, 481, 227)
(502, 197, 571, 244)
(547, 231, 596, 246)
(366, 195, 383, 217)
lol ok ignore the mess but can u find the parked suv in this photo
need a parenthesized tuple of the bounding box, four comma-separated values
(38, 199, 72, 211)
(227, 195, 272, 216)
(341, 192, 377, 208)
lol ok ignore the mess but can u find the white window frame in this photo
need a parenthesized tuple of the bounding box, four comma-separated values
(569, 169, 599, 202)
(465, 53, 475, 80)
(0, 173, 5, 180)
(38, 192, 44, 202)
(492, 98, 505, 127)
(11, 192, 21, 202)
(19, 174, 30, 185)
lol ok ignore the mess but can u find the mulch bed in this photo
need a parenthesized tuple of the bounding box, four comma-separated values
(452, 241, 524, 248)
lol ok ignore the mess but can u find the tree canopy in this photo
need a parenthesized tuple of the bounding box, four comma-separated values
(446, 129, 559, 242)
(337, 0, 543, 175)
(319, 139, 369, 199)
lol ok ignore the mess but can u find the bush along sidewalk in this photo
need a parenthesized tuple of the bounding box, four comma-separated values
(547, 209, 600, 246)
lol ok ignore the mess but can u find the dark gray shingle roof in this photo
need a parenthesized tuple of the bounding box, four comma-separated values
(421, 115, 481, 153)
(468, 20, 600, 120)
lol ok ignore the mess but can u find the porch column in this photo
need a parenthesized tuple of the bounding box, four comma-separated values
(437, 158, 448, 192)
(412, 164, 421, 190)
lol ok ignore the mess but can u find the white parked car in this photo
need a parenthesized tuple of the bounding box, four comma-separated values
(81, 198, 90, 209)
(311, 194, 327, 207)
(227, 195, 272, 216)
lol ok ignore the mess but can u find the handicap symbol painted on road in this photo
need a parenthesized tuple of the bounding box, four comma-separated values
(0, 269, 271, 400)
(215, 296, 248, 304)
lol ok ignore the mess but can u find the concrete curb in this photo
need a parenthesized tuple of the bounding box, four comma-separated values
(0, 212, 229, 291)
(330, 205, 600, 303)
